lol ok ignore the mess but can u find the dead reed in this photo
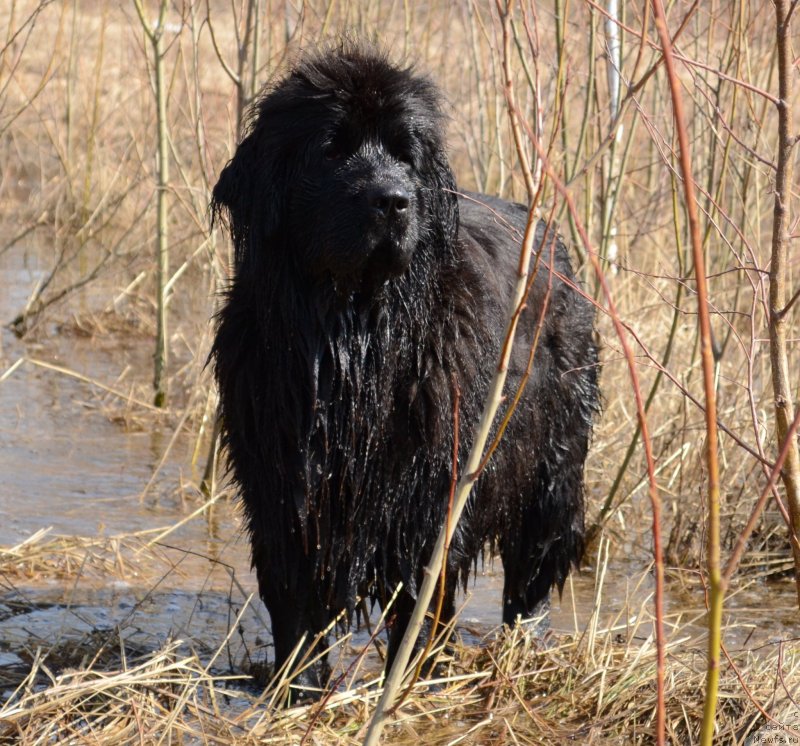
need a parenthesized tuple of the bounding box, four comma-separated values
(1, 572, 795, 744)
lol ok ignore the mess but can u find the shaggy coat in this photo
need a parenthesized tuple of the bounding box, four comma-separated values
(211, 46, 598, 695)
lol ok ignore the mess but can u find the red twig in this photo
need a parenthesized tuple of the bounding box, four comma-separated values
(650, 2, 722, 744)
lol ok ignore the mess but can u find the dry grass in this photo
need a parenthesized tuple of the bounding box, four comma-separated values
(1, 587, 796, 743)
(1, 530, 797, 744)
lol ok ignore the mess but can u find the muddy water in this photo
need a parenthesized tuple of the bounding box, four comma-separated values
(1, 245, 797, 692)
(0, 247, 267, 680)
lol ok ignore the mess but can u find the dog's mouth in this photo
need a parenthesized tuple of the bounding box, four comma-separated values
(366, 233, 414, 276)
(328, 236, 413, 301)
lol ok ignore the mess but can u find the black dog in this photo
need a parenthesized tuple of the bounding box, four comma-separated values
(211, 45, 598, 696)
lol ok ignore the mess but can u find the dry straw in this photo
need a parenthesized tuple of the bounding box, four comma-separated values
(2, 530, 797, 743)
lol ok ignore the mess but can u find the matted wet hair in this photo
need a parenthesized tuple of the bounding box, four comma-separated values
(211, 42, 599, 700)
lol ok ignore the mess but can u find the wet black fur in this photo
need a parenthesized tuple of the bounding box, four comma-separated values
(211, 45, 599, 696)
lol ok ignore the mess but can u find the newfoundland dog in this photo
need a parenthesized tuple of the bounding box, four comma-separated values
(211, 44, 598, 697)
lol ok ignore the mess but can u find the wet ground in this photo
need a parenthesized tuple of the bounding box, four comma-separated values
(1, 243, 798, 697)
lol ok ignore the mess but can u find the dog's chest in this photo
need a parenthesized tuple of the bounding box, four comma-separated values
(297, 310, 454, 490)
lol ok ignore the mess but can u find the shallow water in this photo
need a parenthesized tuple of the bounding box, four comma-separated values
(1, 244, 798, 696)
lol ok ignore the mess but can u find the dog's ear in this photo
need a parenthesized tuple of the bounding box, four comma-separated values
(212, 132, 254, 229)
(212, 130, 285, 268)
(424, 148, 458, 248)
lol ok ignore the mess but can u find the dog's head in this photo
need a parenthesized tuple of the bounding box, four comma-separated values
(212, 45, 458, 296)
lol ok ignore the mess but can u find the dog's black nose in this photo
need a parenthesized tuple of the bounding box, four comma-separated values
(367, 186, 410, 219)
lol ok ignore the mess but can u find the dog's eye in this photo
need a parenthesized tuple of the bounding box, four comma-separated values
(323, 145, 343, 161)
(392, 142, 416, 167)
(396, 151, 415, 167)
